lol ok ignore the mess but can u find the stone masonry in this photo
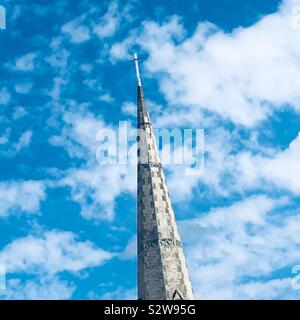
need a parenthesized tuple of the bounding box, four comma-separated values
(135, 55, 195, 300)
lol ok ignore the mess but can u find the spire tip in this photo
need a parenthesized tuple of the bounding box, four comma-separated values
(133, 52, 142, 87)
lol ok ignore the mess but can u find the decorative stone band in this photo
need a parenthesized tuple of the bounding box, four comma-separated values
(138, 121, 152, 128)
(160, 238, 182, 248)
(138, 163, 162, 168)
(143, 238, 182, 250)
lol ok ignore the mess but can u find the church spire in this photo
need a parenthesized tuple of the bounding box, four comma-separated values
(135, 53, 195, 300)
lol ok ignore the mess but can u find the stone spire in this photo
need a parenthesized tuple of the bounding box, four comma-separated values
(135, 53, 195, 300)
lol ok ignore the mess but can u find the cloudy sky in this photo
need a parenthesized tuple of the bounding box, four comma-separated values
(1, 0, 300, 300)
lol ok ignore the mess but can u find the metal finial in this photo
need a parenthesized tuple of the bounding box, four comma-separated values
(133, 52, 142, 87)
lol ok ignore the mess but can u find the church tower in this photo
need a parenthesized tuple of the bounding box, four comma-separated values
(134, 53, 195, 300)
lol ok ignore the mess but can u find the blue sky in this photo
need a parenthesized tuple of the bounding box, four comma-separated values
(1, 0, 300, 299)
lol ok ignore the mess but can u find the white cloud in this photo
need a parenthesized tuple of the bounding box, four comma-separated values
(61, 17, 91, 43)
(14, 53, 37, 71)
(0, 128, 10, 145)
(2, 130, 33, 157)
(180, 195, 300, 299)
(80, 63, 93, 73)
(109, 7, 300, 201)
(237, 132, 300, 195)
(50, 110, 136, 221)
(99, 286, 137, 300)
(110, 37, 133, 62)
(0, 230, 114, 300)
(110, 16, 184, 62)
(0, 88, 11, 106)
(99, 93, 114, 103)
(0, 181, 45, 217)
(1, 276, 75, 300)
(14, 130, 33, 152)
(121, 101, 136, 116)
(12, 106, 28, 120)
(61, 1, 121, 44)
(112, 0, 300, 127)
(0, 135, 8, 145)
(45, 47, 70, 70)
(15, 82, 33, 94)
(235, 277, 300, 300)
(165, 127, 233, 200)
(49, 111, 106, 158)
(61, 163, 136, 221)
(165, 127, 300, 201)
(92, 2, 120, 39)
(119, 236, 136, 260)
(0, 230, 113, 274)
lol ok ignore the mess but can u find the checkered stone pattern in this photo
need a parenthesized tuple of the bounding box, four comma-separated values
(137, 85, 195, 300)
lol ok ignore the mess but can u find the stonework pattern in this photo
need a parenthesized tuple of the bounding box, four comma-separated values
(137, 85, 195, 300)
